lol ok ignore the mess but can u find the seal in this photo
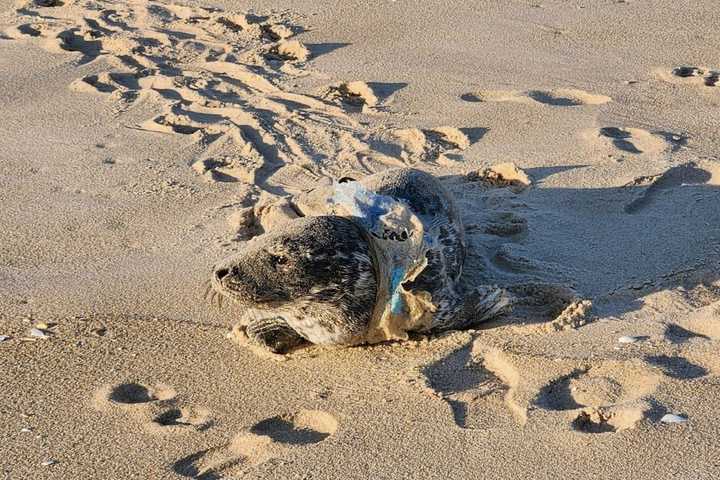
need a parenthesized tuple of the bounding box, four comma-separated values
(211, 168, 509, 353)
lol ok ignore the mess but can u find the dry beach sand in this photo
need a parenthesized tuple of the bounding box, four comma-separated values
(1, 0, 720, 478)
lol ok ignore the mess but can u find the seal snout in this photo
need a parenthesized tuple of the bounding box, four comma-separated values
(211, 259, 290, 306)
(211, 263, 236, 296)
(214, 267, 230, 281)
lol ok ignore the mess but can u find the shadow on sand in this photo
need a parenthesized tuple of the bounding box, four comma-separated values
(438, 161, 720, 324)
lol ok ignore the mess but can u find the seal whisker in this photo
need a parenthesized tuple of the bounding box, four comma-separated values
(209, 290, 219, 309)
(206, 288, 213, 305)
(214, 291, 221, 310)
(202, 282, 213, 301)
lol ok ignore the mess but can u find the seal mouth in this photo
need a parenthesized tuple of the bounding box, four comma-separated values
(208, 265, 245, 309)
(209, 271, 246, 306)
(211, 266, 230, 292)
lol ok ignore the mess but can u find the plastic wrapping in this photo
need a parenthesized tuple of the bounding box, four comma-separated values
(268, 180, 437, 342)
(329, 181, 436, 342)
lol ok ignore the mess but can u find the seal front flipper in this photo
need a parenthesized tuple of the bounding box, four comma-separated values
(245, 316, 307, 354)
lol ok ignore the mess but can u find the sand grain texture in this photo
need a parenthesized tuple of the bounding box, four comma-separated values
(1, 0, 720, 478)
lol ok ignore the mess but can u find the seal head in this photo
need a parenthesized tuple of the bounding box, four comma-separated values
(212, 215, 377, 345)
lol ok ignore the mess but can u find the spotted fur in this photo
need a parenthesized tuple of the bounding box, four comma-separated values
(213, 216, 377, 347)
(212, 168, 506, 352)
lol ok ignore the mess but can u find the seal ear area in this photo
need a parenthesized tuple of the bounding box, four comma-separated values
(299, 217, 374, 271)
(266, 216, 377, 296)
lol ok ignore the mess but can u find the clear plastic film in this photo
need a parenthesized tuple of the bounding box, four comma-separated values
(286, 180, 437, 343)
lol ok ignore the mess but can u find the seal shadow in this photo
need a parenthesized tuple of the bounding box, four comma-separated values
(440, 160, 720, 325)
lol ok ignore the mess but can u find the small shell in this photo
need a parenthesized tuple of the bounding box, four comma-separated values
(660, 413, 688, 424)
(0, 335, 10, 342)
(618, 335, 642, 344)
(29, 328, 49, 339)
(41, 459, 57, 466)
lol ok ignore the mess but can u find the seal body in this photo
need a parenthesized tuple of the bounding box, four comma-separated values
(358, 169, 466, 331)
(212, 168, 506, 352)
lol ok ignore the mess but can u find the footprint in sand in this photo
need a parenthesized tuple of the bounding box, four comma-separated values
(267, 40, 310, 62)
(448, 166, 590, 331)
(106, 382, 175, 403)
(656, 66, 720, 88)
(533, 361, 662, 433)
(389, 126, 471, 164)
(172, 434, 272, 480)
(94, 381, 213, 433)
(5, 0, 403, 193)
(172, 410, 337, 479)
(584, 126, 687, 157)
(249, 410, 338, 444)
(323, 81, 409, 112)
(421, 344, 524, 429)
(460, 88, 611, 107)
(623, 161, 719, 214)
(671, 302, 720, 341)
(323, 81, 379, 111)
(663, 323, 710, 345)
(454, 165, 532, 244)
(666, 302, 720, 375)
(466, 211, 528, 237)
(464, 163, 532, 192)
(645, 355, 709, 380)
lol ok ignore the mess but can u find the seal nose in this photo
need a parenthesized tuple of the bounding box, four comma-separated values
(214, 267, 230, 281)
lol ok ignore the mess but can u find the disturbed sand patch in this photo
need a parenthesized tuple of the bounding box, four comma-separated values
(5, 0, 475, 199)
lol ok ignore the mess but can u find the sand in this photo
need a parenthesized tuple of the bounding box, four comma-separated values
(1, 0, 719, 478)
